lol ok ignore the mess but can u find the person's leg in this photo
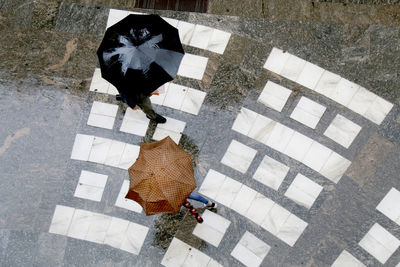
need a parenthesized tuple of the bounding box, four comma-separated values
(136, 94, 166, 123)
(188, 192, 210, 205)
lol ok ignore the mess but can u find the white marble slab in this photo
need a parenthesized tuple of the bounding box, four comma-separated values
(85, 213, 112, 244)
(189, 25, 214, 49)
(290, 97, 326, 129)
(67, 209, 93, 240)
(284, 131, 314, 162)
(103, 217, 130, 249)
(261, 203, 291, 236)
(280, 55, 307, 81)
(230, 185, 258, 216)
(266, 123, 295, 152)
(177, 53, 208, 80)
(221, 140, 257, 174)
(180, 88, 206, 115)
(115, 180, 143, 213)
(331, 250, 366, 267)
(153, 128, 182, 144)
(302, 141, 333, 172)
(215, 177, 243, 207)
(89, 68, 109, 94)
(118, 143, 140, 170)
(359, 223, 400, 264)
(199, 169, 227, 200)
(49, 205, 75, 236)
(347, 87, 377, 116)
(184, 247, 211, 267)
(245, 193, 275, 225)
(207, 259, 223, 267)
(161, 17, 179, 27)
(296, 62, 325, 89)
(87, 113, 115, 130)
(74, 183, 104, 202)
(327, 78, 360, 106)
(163, 83, 188, 110)
(150, 83, 170, 105)
(376, 187, 400, 225)
(284, 174, 323, 209)
(257, 81, 292, 112)
(276, 213, 308, 246)
(71, 134, 94, 161)
(120, 222, 149, 255)
(90, 101, 118, 117)
(193, 210, 230, 247)
(248, 115, 276, 144)
(252, 155, 289, 191)
(232, 107, 259, 136)
(88, 136, 113, 164)
(319, 151, 352, 183)
(157, 116, 186, 133)
(106, 9, 129, 28)
(207, 29, 231, 54)
(263, 47, 290, 74)
(231, 231, 270, 267)
(107, 84, 119, 95)
(161, 238, 192, 267)
(313, 70, 341, 95)
(363, 95, 394, 125)
(104, 140, 126, 167)
(177, 21, 195, 45)
(324, 114, 362, 148)
(120, 108, 150, 136)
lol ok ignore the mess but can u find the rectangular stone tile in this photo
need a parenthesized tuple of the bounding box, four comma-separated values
(153, 128, 182, 144)
(221, 140, 257, 174)
(89, 68, 109, 94)
(118, 144, 140, 170)
(67, 209, 93, 240)
(359, 223, 400, 264)
(163, 83, 188, 110)
(177, 21, 195, 45)
(106, 9, 129, 28)
(363, 95, 394, 125)
(261, 203, 291, 236)
(180, 88, 206, 115)
(199, 169, 227, 200)
(150, 83, 170, 105)
(257, 81, 292, 112)
(283, 131, 314, 162)
(247, 115, 276, 144)
(326, 78, 360, 107)
(230, 185, 258, 215)
(314, 70, 341, 95)
(232, 107, 259, 136)
(331, 250, 366, 267)
(183, 247, 211, 267)
(120, 108, 150, 136)
(290, 96, 326, 129)
(252, 155, 289, 191)
(120, 222, 149, 255)
(78, 170, 108, 188)
(87, 113, 115, 130)
(296, 61, 324, 89)
(284, 174, 323, 209)
(189, 25, 214, 50)
(245, 193, 275, 225)
(115, 180, 142, 213)
(161, 238, 192, 267)
(177, 53, 208, 80)
(104, 140, 126, 167)
(279, 54, 307, 81)
(85, 213, 112, 244)
(103, 217, 130, 249)
(90, 101, 118, 117)
(88, 136, 112, 164)
(157, 116, 186, 133)
(74, 184, 104, 202)
(324, 114, 362, 148)
(207, 29, 231, 54)
(347, 87, 377, 116)
(207, 259, 223, 267)
(48, 205, 75, 236)
(71, 134, 94, 161)
(263, 47, 290, 74)
(215, 177, 243, 207)
(192, 210, 230, 247)
(231, 243, 263, 267)
(320, 151, 352, 183)
(266, 123, 295, 153)
(276, 213, 308, 246)
(239, 231, 271, 260)
(376, 187, 400, 224)
(161, 17, 179, 27)
(302, 141, 333, 172)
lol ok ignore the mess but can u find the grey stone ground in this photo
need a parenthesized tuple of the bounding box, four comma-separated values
(1, 1, 400, 266)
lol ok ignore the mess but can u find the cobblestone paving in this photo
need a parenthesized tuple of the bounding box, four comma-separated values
(1, 1, 400, 266)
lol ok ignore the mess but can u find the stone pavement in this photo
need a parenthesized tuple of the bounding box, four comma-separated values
(1, 1, 400, 266)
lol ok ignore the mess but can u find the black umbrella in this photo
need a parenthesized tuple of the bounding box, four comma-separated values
(97, 14, 185, 97)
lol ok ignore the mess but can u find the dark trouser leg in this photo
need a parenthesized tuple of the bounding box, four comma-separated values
(136, 94, 157, 119)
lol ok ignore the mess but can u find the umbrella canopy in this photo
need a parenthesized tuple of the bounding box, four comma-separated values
(126, 136, 196, 215)
(97, 14, 184, 97)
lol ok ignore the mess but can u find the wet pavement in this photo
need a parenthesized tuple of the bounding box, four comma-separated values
(1, 1, 400, 266)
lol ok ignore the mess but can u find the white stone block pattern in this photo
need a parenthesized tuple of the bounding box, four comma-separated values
(324, 114, 362, 148)
(290, 96, 326, 129)
(376, 187, 400, 225)
(87, 101, 118, 130)
(257, 81, 292, 112)
(331, 250, 365, 267)
(192, 210, 231, 247)
(253, 155, 289, 191)
(177, 53, 208, 80)
(74, 170, 108, 202)
(115, 180, 143, 213)
(284, 174, 323, 209)
(221, 140, 257, 174)
(231, 231, 271, 267)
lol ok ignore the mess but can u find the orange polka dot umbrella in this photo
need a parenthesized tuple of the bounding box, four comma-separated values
(126, 136, 196, 215)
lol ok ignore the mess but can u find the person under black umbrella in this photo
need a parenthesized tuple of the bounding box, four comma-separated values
(97, 14, 185, 124)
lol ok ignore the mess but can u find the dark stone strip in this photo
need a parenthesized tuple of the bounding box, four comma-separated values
(134, 0, 209, 12)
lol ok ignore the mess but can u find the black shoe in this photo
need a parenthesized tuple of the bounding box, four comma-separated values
(116, 94, 122, 101)
(147, 114, 166, 124)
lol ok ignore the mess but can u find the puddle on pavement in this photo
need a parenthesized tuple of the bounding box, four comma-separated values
(152, 210, 186, 250)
